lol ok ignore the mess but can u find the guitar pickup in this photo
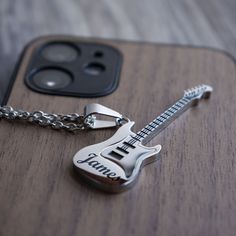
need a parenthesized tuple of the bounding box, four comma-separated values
(117, 147, 129, 154)
(109, 151, 124, 160)
(124, 142, 135, 149)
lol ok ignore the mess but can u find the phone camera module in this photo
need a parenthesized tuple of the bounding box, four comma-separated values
(42, 43, 79, 63)
(31, 68, 73, 90)
(25, 40, 122, 97)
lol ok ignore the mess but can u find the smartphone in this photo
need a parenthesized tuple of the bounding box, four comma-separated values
(0, 36, 233, 236)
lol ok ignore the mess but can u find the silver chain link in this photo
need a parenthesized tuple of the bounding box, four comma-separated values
(0, 106, 95, 131)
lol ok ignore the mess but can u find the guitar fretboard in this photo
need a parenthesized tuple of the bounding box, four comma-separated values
(119, 84, 212, 151)
(125, 96, 191, 146)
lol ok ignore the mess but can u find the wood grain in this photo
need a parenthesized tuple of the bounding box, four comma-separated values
(1, 0, 236, 103)
(1, 1, 236, 235)
(0, 36, 236, 236)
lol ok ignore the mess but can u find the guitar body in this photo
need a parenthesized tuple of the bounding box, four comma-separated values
(73, 84, 212, 192)
(73, 122, 162, 192)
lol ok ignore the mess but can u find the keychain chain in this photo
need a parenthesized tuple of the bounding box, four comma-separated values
(0, 105, 95, 131)
(0, 104, 127, 131)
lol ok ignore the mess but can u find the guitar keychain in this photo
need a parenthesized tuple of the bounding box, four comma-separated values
(73, 84, 213, 192)
(0, 84, 212, 192)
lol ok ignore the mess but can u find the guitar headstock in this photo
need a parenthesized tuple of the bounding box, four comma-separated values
(184, 84, 213, 101)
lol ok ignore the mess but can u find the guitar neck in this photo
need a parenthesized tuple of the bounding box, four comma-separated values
(134, 96, 194, 144)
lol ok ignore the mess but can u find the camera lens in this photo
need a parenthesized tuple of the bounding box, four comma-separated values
(31, 68, 73, 90)
(41, 43, 79, 63)
(84, 62, 105, 76)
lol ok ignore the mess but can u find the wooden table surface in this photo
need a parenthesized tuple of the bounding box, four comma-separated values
(0, 1, 236, 236)
(0, 0, 236, 99)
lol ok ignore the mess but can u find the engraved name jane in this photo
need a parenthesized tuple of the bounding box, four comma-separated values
(77, 153, 121, 181)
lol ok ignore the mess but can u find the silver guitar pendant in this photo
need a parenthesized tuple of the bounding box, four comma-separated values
(73, 84, 213, 192)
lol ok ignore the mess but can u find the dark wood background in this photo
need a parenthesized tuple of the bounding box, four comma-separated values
(0, 1, 236, 236)
(1, 0, 236, 99)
